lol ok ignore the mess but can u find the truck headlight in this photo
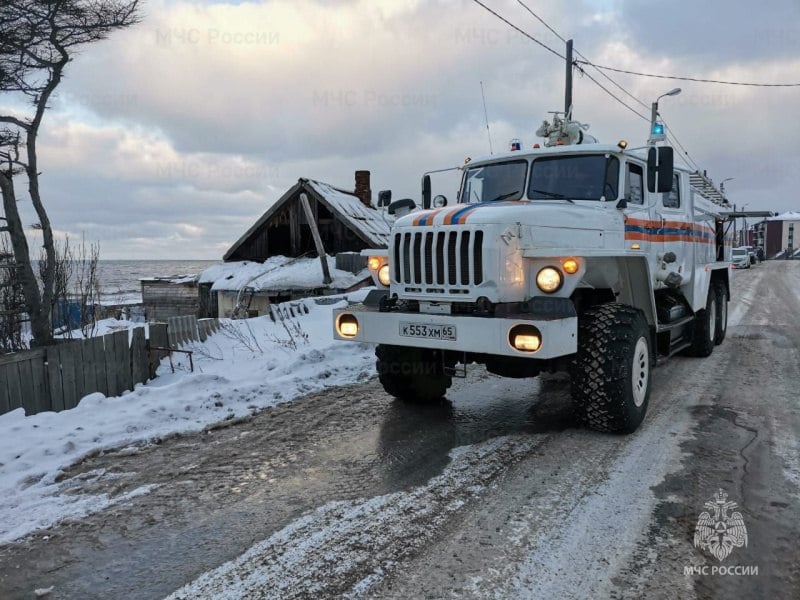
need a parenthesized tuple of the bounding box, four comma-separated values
(536, 267, 563, 293)
(378, 264, 391, 286)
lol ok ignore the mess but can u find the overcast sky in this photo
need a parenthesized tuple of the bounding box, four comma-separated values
(5, 0, 800, 259)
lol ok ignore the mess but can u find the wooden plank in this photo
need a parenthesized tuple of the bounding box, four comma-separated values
(16, 358, 35, 414)
(91, 336, 108, 396)
(0, 347, 46, 367)
(299, 192, 333, 284)
(46, 346, 64, 412)
(81, 338, 97, 396)
(104, 331, 119, 398)
(0, 364, 12, 415)
(29, 355, 49, 414)
(112, 330, 131, 394)
(130, 327, 148, 387)
(6, 362, 23, 411)
(59, 342, 79, 410)
(72, 339, 86, 403)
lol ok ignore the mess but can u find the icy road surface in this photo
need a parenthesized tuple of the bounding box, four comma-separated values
(1, 261, 799, 599)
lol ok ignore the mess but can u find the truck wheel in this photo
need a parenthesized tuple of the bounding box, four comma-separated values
(713, 282, 728, 345)
(569, 304, 652, 434)
(685, 285, 717, 357)
(375, 344, 452, 403)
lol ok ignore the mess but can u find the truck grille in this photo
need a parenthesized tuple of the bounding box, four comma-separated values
(393, 230, 484, 290)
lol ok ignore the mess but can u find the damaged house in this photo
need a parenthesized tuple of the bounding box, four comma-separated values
(200, 171, 392, 318)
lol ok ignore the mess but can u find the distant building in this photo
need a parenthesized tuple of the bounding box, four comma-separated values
(753, 211, 800, 259)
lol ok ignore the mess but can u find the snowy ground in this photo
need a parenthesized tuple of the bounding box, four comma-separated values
(2, 263, 799, 600)
(0, 290, 375, 545)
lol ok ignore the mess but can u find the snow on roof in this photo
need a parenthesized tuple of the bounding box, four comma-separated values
(307, 179, 393, 247)
(200, 256, 369, 292)
(767, 211, 800, 221)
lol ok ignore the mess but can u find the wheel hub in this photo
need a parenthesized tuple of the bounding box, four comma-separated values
(632, 337, 650, 408)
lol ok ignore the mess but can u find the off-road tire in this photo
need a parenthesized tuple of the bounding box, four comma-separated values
(685, 285, 717, 357)
(569, 304, 652, 434)
(376, 344, 452, 403)
(713, 282, 728, 345)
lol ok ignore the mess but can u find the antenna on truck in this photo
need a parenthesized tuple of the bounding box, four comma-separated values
(480, 81, 494, 155)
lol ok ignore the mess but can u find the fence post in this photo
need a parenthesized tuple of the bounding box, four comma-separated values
(148, 323, 169, 378)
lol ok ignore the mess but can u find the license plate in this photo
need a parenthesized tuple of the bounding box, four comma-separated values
(399, 322, 457, 341)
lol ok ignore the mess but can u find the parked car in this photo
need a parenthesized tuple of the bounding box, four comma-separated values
(742, 245, 757, 265)
(732, 247, 751, 269)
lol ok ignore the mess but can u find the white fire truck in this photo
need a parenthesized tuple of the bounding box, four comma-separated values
(333, 114, 732, 433)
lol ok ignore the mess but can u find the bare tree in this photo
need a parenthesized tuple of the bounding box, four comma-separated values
(0, 0, 140, 346)
(0, 235, 27, 353)
(45, 234, 101, 338)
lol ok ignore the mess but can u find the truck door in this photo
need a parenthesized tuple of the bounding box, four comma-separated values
(653, 173, 691, 280)
(622, 159, 653, 259)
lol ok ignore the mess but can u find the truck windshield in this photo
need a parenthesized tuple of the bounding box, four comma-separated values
(462, 160, 527, 204)
(528, 154, 619, 201)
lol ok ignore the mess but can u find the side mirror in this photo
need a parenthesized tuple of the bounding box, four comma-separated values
(377, 190, 392, 207)
(422, 174, 432, 209)
(433, 194, 448, 208)
(647, 146, 674, 193)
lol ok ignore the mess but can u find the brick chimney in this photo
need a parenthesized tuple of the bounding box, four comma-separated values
(354, 170, 372, 208)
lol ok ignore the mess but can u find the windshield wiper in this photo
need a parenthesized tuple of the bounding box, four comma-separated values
(490, 190, 519, 202)
(529, 189, 574, 203)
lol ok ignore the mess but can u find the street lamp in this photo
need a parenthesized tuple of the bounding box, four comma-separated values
(649, 88, 682, 144)
(720, 177, 734, 194)
(737, 203, 750, 246)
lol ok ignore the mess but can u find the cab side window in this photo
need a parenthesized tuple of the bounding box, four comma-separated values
(625, 163, 644, 205)
(663, 174, 681, 209)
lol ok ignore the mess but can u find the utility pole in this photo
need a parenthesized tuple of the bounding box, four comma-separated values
(564, 39, 573, 118)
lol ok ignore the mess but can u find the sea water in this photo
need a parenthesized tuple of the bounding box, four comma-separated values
(96, 260, 218, 304)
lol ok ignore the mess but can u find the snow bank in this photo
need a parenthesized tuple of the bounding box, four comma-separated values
(0, 291, 376, 544)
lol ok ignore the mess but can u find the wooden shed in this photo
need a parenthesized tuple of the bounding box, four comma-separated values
(223, 172, 392, 262)
(141, 277, 199, 321)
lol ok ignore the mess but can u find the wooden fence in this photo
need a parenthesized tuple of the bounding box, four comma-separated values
(0, 323, 169, 417)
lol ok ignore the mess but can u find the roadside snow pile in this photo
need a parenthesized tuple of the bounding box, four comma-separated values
(0, 291, 376, 544)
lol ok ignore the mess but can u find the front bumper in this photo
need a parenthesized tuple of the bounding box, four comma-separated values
(333, 305, 577, 359)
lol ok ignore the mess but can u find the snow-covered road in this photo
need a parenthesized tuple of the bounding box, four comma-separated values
(1, 262, 799, 599)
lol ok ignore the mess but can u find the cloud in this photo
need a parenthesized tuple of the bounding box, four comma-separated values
(1, 0, 795, 259)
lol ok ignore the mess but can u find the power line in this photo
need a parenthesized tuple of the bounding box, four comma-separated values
(515, 1, 650, 112)
(480, 0, 711, 173)
(515, 0, 566, 43)
(576, 60, 800, 87)
(574, 66, 650, 122)
(663, 121, 701, 171)
(469, 0, 564, 60)
(513, 1, 650, 120)
(514, 0, 704, 172)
